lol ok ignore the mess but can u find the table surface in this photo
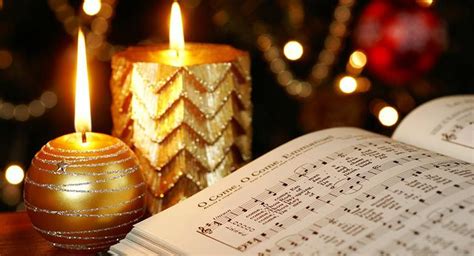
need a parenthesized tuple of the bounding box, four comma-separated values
(0, 211, 99, 255)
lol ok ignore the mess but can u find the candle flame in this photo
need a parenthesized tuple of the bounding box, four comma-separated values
(169, 1, 185, 51)
(74, 29, 92, 135)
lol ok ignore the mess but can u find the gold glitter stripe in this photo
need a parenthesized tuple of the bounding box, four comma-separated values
(132, 94, 251, 144)
(24, 193, 144, 214)
(34, 155, 133, 167)
(136, 64, 234, 94)
(133, 66, 251, 122)
(133, 85, 246, 121)
(41, 231, 128, 240)
(135, 64, 181, 93)
(31, 167, 139, 187)
(41, 146, 129, 160)
(25, 176, 145, 193)
(30, 162, 138, 176)
(46, 141, 122, 153)
(52, 240, 118, 250)
(25, 202, 144, 218)
(31, 213, 144, 235)
(183, 64, 232, 91)
(134, 121, 250, 170)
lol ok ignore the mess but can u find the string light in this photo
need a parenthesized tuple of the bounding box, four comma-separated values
(28, 100, 46, 117)
(252, 0, 355, 98)
(338, 76, 357, 94)
(283, 41, 303, 61)
(349, 50, 367, 69)
(13, 104, 29, 121)
(338, 49, 368, 94)
(83, 0, 102, 16)
(0, 50, 47, 123)
(417, 0, 434, 7)
(355, 77, 371, 92)
(0, 101, 13, 119)
(5, 165, 25, 185)
(0, 91, 57, 121)
(48, 0, 117, 61)
(378, 106, 399, 126)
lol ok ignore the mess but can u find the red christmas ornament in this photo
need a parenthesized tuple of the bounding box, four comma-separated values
(354, 0, 446, 85)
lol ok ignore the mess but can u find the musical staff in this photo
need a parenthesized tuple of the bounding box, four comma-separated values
(190, 133, 473, 255)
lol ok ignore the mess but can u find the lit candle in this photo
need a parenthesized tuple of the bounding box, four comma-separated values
(24, 29, 145, 252)
(110, 2, 252, 214)
(75, 29, 92, 142)
(169, 2, 185, 53)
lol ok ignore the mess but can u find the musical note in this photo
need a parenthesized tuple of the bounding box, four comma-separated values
(193, 134, 474, 255)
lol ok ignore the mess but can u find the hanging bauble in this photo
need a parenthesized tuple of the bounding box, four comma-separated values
(354, 0, 446, 85)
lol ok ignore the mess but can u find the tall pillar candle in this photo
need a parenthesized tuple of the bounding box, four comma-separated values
(110, 43, 252, 214)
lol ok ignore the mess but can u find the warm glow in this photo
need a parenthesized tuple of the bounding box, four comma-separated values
(0, 50, 13, 69)
(5, 165, 24, 185)
(75, 29, 92, 134)
(169, 2, 185, 51)
(417, 0, 433, 7)
(378, 106, 399, 126)
(339, 76, 357, 94)
(83, 0, 101, 16)
(349, 50, 367, 69)
(283, 41, 304, 61)
(356, 77, 371, 92)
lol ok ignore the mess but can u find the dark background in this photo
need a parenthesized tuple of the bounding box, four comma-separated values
(0, 0, 472, 211)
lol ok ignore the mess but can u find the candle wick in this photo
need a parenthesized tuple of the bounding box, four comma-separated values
(82, 132, 87, 143)
(175, 49, 180, 58)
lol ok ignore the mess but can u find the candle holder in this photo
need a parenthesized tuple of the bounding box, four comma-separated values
(110, 44, 252, 214)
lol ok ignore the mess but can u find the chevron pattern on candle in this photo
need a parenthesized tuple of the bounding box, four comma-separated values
(110, 48, 252, 214)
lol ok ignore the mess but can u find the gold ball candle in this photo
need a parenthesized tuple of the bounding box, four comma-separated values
(24, 29, 145, 252)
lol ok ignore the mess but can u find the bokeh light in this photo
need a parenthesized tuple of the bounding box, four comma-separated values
(378, 106, 399, 126)
(83, 0, 101, 16)
(2, 185, 21, 206)
(349, 50, 367, 69)
(5, 164, 25, 185)
(339, 76, 357, 94)
(356, 77, 371, 92)
(28, 100, 45, 117)
(283, 40, 304, 61)
(0, 50, 13, 69)
(41, 91, 58, 108)
(13, 104, 29, 122)
(417, 0, 434, 7)
(0, 102, 14, 120)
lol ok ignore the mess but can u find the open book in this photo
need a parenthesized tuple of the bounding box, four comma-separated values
(110, 95, 473, 255)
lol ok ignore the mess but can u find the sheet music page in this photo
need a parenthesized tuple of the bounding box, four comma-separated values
(393, 95, 473, 163)
(133, 127, 474, 255)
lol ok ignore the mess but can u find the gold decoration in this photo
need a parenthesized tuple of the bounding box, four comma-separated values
(24, 133, 146, 251)
(111, 44, 252, 214)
